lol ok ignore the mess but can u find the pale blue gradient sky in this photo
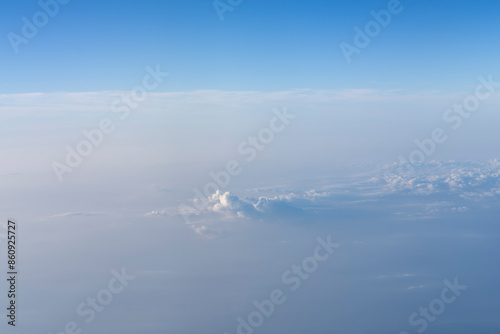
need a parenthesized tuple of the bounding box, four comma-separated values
(1, 1, 500, 334)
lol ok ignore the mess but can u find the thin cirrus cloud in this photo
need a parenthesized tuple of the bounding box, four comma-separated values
(0, 88, 472, 115)
(40, 212, 104, 221)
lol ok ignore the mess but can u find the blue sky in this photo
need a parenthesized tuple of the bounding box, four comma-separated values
(1, 0, 500, 93)
(2, 1, 500, 334)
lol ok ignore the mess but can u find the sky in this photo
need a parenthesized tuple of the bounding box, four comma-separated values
(1, 0, 500, 93)
(1, 1, 500, 334)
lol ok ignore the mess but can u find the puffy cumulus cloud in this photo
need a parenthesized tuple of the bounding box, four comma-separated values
(144, 159, 500, 237)
(377, 159, 500, 197)
(178, 190, 306, 220)
(145, 189, 313, 223)
(145, 190, 313, 237)
(203, 189, 327, 218)
(204, 191, 257, 218)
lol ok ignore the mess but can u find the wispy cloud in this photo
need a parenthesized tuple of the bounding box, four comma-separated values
(4, 88, 493, 116)
(41, 212, 103, 220)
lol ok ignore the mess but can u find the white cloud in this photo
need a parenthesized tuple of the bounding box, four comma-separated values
(144, 159, 500, 237)
(44, 212, 102, 220)
(378, 159, 500, 197)
(1, 88, 483, 117)
(407, 285, 425, 290)
(378, 273, 416, 279)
